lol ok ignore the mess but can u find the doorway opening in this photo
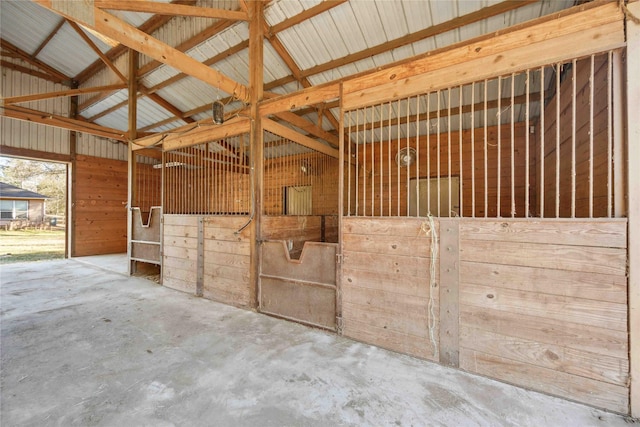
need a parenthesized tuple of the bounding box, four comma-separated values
(0, 156, 68, 264)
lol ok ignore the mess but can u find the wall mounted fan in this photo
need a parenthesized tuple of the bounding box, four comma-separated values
(395, 147, 417, 168)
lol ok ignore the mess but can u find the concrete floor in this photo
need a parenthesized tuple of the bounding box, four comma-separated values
(0, 259, 635, 426)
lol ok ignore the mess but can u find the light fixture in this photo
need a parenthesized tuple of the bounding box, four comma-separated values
(212, 100, 225, 125)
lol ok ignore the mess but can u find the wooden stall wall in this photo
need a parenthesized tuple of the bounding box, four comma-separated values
(355, 123, 533, 218)
(458, 219, 629, 413)
(73, 154, 127, 256)
(537, 54, 611, 218)
(162, 215, 198, 294)
(162, 215, 251, 308)
(264, 152, 339, 216)
(203, 216, 251, 308)
(341, 217, 439, 362)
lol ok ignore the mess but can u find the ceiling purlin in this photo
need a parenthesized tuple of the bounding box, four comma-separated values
(299, 0, 539, 80)
(0, 39, 71, 85)
(0, 60, 67, 84)
(2, 84, 127, 105)
(94, 0, 249, 21)
(32, 18, 66, 59)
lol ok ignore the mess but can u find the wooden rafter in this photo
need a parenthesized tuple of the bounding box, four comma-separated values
(268, 0, 348, 36)
(32, 19, 65, 58)
(274, 111, 339, 148)
(1, 105, 127, 141)
(95, 0, 248, 21)
(0, 39, 71, 84)
(66, 19, 127, 83)
(1, 84, 127, 105)
(33, 1, 250, 102)
(263, 119, 339, 159)
(0, 60, 67, 84)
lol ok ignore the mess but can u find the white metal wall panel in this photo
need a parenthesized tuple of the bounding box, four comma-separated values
(1, 66, 70, 155)
(76, 134, 128, 161)
(0, 1, 62, 55)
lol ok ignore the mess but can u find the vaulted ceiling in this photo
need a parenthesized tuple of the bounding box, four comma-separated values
(1, 0, 578, 147)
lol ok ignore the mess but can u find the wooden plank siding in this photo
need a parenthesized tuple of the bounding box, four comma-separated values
(341, 217, 440, 362)
(353, 122, 533, 218)
(162, 215, 251, 308)
(458, 218, 629, 413)
(73, 155, 127, 256)
(537, 53, 613, 218)
(202, 216, 251, 308)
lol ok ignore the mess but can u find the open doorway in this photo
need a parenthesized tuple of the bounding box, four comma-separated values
(0, 156, 67, 264)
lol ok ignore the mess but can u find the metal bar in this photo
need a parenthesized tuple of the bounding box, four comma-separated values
(416, 96, 420, 217)
(388, 102, 392, 217)
(589, 54, 595, 218)
(447, 88, 452, 217)
(437, 90, 441, 216)
(380, 102, 384, 217)
(355, 110, 359, 216)
(471, 82, 475, 218)
(397, 99, 401, 216)
(406, 98, 410, 216)
(540, 66, 545, 218)
(371, 105, 375, 216)
(459, 84, 463, 217)
(497, 76, 502, 217)
(511, 73, 515, 218)
(347, 111, 352, 216)
(571, 59, 577, 218)
(427, 93, 431, 214)
(525, 70, 530, 218)
(484, 79, 488, 218)
(555, 64, 560, 218)
(612, 50, 625, 218)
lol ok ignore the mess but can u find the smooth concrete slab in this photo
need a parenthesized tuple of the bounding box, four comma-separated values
(0, 259, 634, 426)
(72, 253, 128, 276)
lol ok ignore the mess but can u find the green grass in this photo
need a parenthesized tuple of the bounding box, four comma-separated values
(0, 229, 65, 264)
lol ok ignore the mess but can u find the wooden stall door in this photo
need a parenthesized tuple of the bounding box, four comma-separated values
(130, 207, 161, 266)
(259, 240, 337, 330)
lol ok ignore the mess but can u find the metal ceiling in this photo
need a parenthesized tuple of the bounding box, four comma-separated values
(1, 0, 577, 144)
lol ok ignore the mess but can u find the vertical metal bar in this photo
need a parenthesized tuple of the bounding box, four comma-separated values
(380, 102, 384, 217)
(484, 79, 488, 218)
(571, 59, 577, 218)
(437, 90, 441, 216)
(555, 64, 561, 218)
(397, 99, 401, 216)
(459, 85, 463, 217)
(427, 93, 431, 214)
(540, 66, 545, 218)
(607, 51, 613, 218)
(511, 72, 515, 218)
(447, 88, 452, 218)
(406, 98, 410, 216)
(363, 108, 367, 216)
(347, 111, 352, 216)
(416, 96, 420, 217)
(355, 110, 359, 216)
(388, 102, 392, 217)
(589, 54, 595, 218)
(525, 70, 530, 218)
(371, 105, 375, 216)
(471, 82, 475, 218)
(497, 76, 502, 217)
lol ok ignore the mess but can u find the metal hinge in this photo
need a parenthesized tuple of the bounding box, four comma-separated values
(336, 254, 343, 264)
(336, 316, 344, 335)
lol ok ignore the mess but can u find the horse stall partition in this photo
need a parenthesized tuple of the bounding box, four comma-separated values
(130, 152, 162, 267)
(339, 42, 629, 413)
(258, 128, 340, 329)
(161, 132, 252, 308)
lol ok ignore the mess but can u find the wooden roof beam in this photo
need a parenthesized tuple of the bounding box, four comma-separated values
(32, 1, 250, 102)
(263, 118, 339, 159)
(32, 19, 65, 58)
(273, 111, 339, 148)
(0, 38, 71, 85)
(95, 0, 249, 21)
(1, 83, 127, 106)
(1, 104, 127, 141)
(66, 19, 128, 83)
(0, 60, 67, 84)
(74, 0, 196, 83)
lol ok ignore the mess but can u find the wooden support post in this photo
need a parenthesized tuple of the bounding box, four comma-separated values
(336, 84, 345, 334)
(627, 2, 640, 418)
(439, 218, 459, 367)
(249, 0, 264, 309)
(68, 80, 78, 258)
(127, 49, 138, 275)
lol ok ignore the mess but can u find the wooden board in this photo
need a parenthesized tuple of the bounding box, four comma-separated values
(260, 277, 336, 329)
(261, 240, 337, 284)
(438, 219, 459, 367)
(162, 215, 199, 295)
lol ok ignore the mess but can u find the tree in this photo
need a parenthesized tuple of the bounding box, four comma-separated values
(0, 157, 67, 216)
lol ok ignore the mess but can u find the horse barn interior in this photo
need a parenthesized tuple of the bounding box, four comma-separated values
(1, 0, 639, 421)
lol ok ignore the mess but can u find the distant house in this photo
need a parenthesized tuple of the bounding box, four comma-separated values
(0, 182, 49, 227)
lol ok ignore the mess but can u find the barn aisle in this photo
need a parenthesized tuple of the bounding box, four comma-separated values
(0, 259, 631, 426)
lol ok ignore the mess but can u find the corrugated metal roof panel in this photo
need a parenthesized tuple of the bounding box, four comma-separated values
(80, 90, 128, 119)
(0, 1, 61, 55)
(156, 76, 218, 112)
